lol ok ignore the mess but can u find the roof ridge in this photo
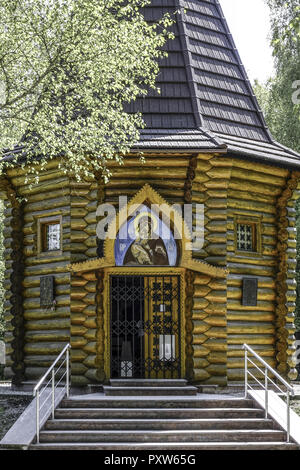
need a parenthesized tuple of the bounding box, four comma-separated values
(176, 0, 204, 129)
(198, 126, 227, 148)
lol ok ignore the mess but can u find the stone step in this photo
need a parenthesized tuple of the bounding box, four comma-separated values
(31, 442, 299, 451)
(61, 398, 254, 409)
(55, 407, 265, 420)
(39, 429, 287, 443)
(45, 417, 275, 431)
(103, 386, 198, 396)
(110, 379, 188, 388)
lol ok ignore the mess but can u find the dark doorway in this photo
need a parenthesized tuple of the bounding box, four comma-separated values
(110, 275, 181, 379)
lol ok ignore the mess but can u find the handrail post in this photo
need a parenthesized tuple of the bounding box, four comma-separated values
(36, 391, 40, 444)
(287, 390, 290, 443)
(244, 348, 248, 399)
(66, 346, 70, 398)
(243, 343, 293, 442)
(52, 368, 55, 420)
(265, 367, 268, 419)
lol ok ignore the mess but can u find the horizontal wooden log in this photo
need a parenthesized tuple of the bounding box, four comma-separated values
(25, 330, 70, 342)
(207, 168, 232, 180)
(227, 300, 275, 312)
(193, 369, 210, 381)
(24, 342, 67, 354)
(231, 168, 286, 186)
(228, 198, 277, 215)
(25, 319, 70, 331)
(231, 158, 288, 177)
(23, 273, 70, 288)
(227, 275, 275, 289)
(227, 287, 275, 302)
(229, 180, 283, 196)
(203, 316, 226, 327)
(227, 358, 276, 369)
(71, 336, 88, 349)
(227, 312, 275, 322)
(193, 358, 209, 369)
(227, 335, 275, 345)
(203, 179, 230, 190)
(108, 167, 188, 179)
(24, 263, 70, 276)
(11, 169, 66, 187)
(83, 342, 97, 355)
(228, 189, 276, 205)
(24, 308, 70, 320)
(23, 295, 69, 309)
(228, 264, 275, 277)
(227, 347, 275, 358)
(24, 285, 70, 298)
(71, 220, 88, 230)
(108, 157, 189, 168)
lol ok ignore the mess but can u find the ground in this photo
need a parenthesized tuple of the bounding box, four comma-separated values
(0, 394, 31, 440)
(291, 399, 300, 417)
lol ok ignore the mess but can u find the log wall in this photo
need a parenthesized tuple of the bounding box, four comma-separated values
(3, 199, 14, 380)
(69, 177, 101, 386)
(1, 154, 299, 386)
(226, 160, 293, 381)
(191, 154, 231, 385)
(4, 163, 71, 380)
(277, 172, 300, 380)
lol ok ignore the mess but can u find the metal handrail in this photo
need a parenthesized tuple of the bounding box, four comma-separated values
(33, 343, 71, 444)
(243, 343, 294, 443)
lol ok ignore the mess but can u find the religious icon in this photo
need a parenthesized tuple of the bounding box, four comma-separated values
(114, 204, 178, 267)
(124, 212, 169, 266)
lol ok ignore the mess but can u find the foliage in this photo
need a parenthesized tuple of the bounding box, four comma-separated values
(0, 0, 174, 182)
(255, 1, 300, 330)
(253, 2, 300, 152)
(0, 201, 4, 342)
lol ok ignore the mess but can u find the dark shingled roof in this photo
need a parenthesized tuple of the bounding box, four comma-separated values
(129, 0, 300, 167)
(3, 0, 300, 168)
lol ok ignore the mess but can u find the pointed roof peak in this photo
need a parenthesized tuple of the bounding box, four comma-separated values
(129, 0, 300, 167)
(129, 0, 273, 140)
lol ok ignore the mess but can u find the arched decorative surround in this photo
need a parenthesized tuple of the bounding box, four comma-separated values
(71, 184, 228, 279)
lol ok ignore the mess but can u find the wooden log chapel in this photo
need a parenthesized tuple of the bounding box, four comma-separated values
(1, 0, 300, 388)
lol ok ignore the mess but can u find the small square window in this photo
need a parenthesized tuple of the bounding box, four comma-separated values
(236, 223, 257, 252)
(42, 223, 61, 252)
(37, 216, 62, 254)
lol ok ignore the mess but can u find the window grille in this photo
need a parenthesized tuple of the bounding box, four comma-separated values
(236, 223, 255, 252)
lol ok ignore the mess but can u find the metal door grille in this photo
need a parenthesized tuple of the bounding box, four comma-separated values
(110, 275, 181, 379)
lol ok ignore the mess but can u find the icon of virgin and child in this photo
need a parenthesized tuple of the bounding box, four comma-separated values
(115, 208, 178, 267)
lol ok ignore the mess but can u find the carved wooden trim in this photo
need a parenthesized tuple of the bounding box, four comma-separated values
(70, 184, 228, 278)
(276, 171, 299, 378)
(184, 155, 197, 203)
(185, 269, 195, 381)
(95, 269, 106, 382)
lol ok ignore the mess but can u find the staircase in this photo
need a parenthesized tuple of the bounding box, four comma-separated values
(29, 380, 299, 450)
(103, 379, 198, 396)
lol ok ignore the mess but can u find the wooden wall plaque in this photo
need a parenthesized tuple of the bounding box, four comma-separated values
(242, 278, 258, 307)
(40, 276, 55, 307)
